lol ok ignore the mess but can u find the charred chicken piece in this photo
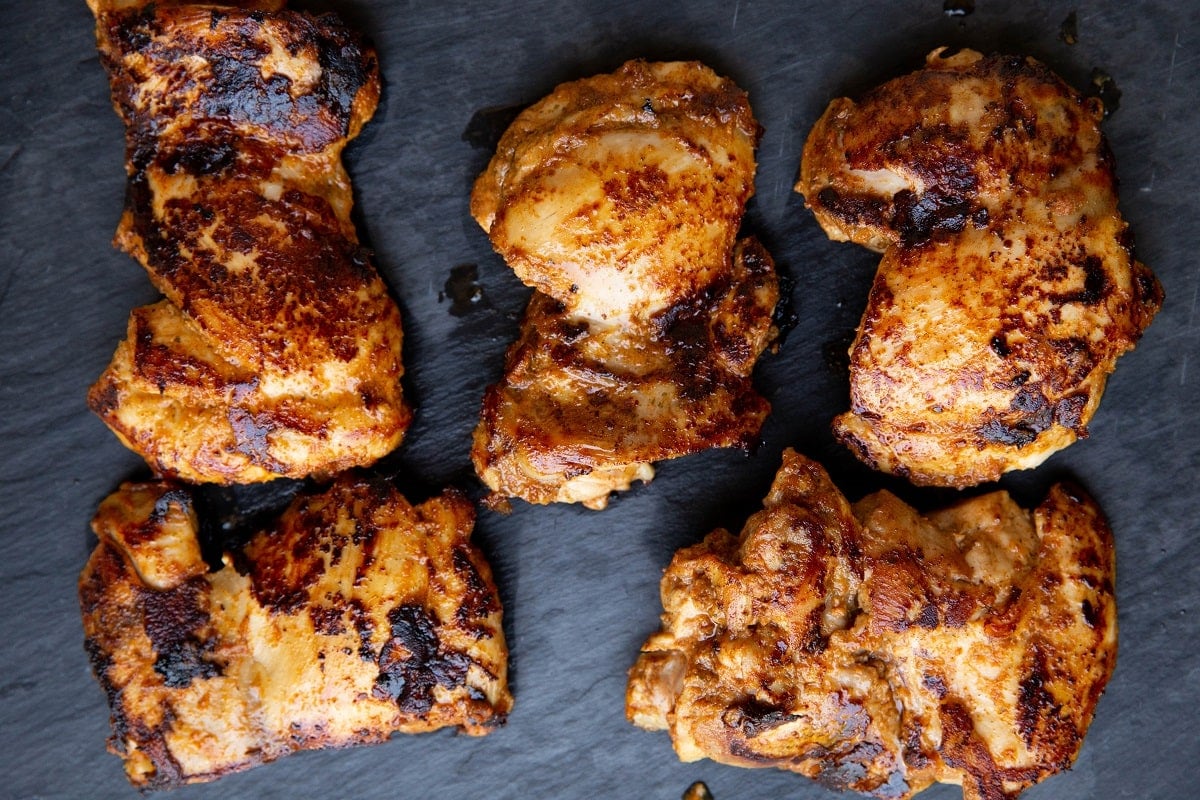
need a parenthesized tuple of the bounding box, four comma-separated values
(86, 0, 410, 483)
(80, 477, 511, 788)
(471, 60, 778, 509)
(797, 48, 1162, 487)
(627, 449, 1116, 800)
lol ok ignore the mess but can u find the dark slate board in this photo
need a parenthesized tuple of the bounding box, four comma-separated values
(2, 1, 1197, 798)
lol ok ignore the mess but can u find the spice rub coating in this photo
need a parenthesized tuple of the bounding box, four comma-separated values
(628, 449, 1116, 800)
(797, 48, 1162, 487)
(86, 0, 410, 482)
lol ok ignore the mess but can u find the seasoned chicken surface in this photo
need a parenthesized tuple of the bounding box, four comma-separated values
(86, 0, 411, 483)
(80, 477, 511, 788)
(471, 61, 778, 509)
(797, 49, 1162, 487)
(628, 449, 1116, 800)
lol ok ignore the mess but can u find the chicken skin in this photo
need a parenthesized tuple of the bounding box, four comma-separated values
(797, 48, 1162, 487)
(80, 476, 511, 789)
(86, 0, 411, 483)
(628, 449, 1116, 800)
(471, 61, 778, 509)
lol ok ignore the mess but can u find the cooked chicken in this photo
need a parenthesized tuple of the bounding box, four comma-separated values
(797, 48, 1162, 487)
(628, 449, 1116, 800)
(471, 60, 778, 509)
(80, 476, 511, 789)
(85, 0, 410, 483)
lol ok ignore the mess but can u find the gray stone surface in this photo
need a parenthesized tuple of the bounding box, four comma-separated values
(1, 1, 1197, 798)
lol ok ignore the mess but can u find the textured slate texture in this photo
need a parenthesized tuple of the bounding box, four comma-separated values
(1, 1, 1197, 798)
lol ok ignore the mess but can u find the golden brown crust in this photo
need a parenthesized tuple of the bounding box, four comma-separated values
(86, 1, 410, 483)
(797, 48, 1163, 487)
(471, 61, 777, 508)
(627, 449, 1117, 800)
(80, 477, 511, 789)
(472, 59, 762, 322)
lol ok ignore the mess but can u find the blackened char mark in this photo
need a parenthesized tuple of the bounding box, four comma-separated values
(312, 14, 373, 124)
(978, 386, 1055, 447)
(110, 7, 376, 154)
(892, 189, 974, 246)
(939, 701, 1010, 800)
(159, 133, 238, 177)
(200, 11, 372, 147)
(348, 599, 375, 660)
(816, 187, 888, 232)
(248, 501, 329, 615)
(1133, 261, 1165, 311)
(723, 697, 800, 738)
(1053, 393, 1089, 433)
(1051, 256, 1108, 306)
(655, 283, 726, 401)
(373, 604, 472, 714)
(1012, 647, 1070, 767)
(309, 604, 346, 636)
(228, 407, 284, 472)
(137, 578, 222, 688)
(815, 741, 897, 795)
(452, 546, 499, 626)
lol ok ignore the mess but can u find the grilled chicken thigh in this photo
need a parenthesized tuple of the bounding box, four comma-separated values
(471, 60, 778, 509)
(797, 48, 1162, 487)
(628, 449, 1116, 800)
(81, 476, 511, 788)
(86, 0, 410, 483)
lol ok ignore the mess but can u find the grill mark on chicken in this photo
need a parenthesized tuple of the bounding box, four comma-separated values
(373, 604, 473, 715)
(797, 48, 1162, 487)
(627, 449, 1117, 800)
(85, 0, 410, 483)
(137, 579, 223, 688)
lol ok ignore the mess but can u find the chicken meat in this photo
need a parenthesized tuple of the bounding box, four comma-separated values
(471, 60, 778, 509)
(797, 48, 1162, 487)
(86, 0, 411, 483)
(80, 475, 511, 788)
(627, 449, 1116, 800)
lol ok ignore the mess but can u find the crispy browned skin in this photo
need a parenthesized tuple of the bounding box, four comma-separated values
(85, 0, 410, 483)
(80, 476, 511, 789)
(471, 61, 778, 509)
(797, 49, 1162, 487)
(627, 449, 1117, 800)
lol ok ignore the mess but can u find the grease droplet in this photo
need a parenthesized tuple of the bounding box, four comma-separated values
(441, 264, 486, 316)
(942, 0, 975, 17)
